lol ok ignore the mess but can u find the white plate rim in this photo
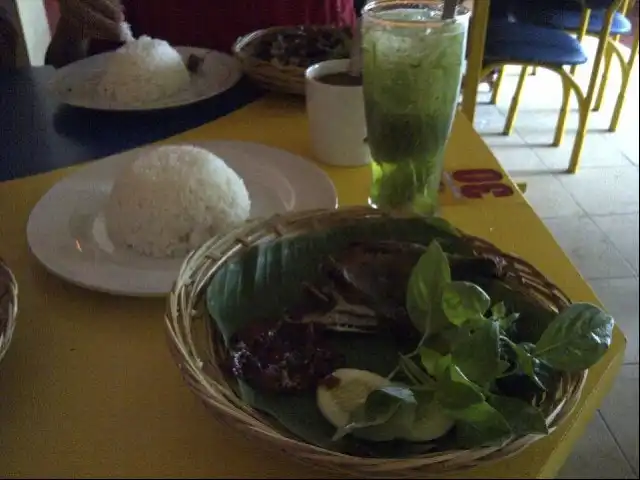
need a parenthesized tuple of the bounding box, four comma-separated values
(26, 141, 338, 297)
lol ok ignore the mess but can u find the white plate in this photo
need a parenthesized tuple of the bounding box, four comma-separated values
(48, 47, 242, 111)
(26, 141, 338, 297)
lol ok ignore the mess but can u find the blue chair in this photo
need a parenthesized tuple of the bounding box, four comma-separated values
(510, 0, 634, 115)
(480, 0, 624, 172)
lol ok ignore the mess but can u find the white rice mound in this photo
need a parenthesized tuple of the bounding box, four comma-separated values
(105, 145, 251, 258)
(97, 35, 190, 106)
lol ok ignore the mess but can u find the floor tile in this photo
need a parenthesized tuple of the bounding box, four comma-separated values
(530, 134, 634, 171)
(543, 216, 636, 280)
(592, 214, 640, 274)
(599, 365, 640, 476)
(490, 145, 548, 175)
(513, 174, 585, 218)
(588, 278, 639, 364)
(557, 167, 640, 216)
(558, 412, 637, 479)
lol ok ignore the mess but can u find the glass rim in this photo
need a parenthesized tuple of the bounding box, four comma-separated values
(362, 1, 471, 28)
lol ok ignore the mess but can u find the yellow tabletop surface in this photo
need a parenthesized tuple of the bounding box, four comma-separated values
(0, 97, 625, 478)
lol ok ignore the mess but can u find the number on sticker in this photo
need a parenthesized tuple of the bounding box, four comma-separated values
(460, 183, 514, 199)
(452, 169, 503, 183)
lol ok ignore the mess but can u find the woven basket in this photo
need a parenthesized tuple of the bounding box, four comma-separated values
(232, 26, 351, 96)
(165, 207, 587, 478)
(0, 257, 18, 364)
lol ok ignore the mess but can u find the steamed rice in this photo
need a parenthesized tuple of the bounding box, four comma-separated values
(105, 145, 251, 258)
(97, 36, 190, 106)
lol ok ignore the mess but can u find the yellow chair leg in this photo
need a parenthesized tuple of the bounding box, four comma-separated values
(554, 73, 572, 146)
(461, 0, 491, 123)
(569, 102, 590, 174)
(570, 8, 592, 76)
(504, 66, 529, 135)
(593, 42, 613, 111)
(489, 67, 504, 105)
(568, 4, 619, 173)
(609, 31, 639, 131)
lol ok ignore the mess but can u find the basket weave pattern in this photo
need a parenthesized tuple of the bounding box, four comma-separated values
(0, 257, 17, 363)
(165, 207, 587, 478)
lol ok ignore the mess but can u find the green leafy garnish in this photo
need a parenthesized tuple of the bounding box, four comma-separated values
(452, 320, 502, 387)
(435, 372, 485, 411)
(487, 395, 548, 436)
(333, 386, 417, 441)
(452, 402, 513, 448)
(419, 348, 443, 378)
(354, 239, 615, 449)
(406, 241, 451, 335)
(534, 303, 614, 372)
(442, 281, 491, 326)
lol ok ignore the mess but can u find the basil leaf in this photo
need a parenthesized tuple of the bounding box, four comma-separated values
(452, 320, 502, 386)
(534, 303, 614, 372)
(333, 386, 417, 441)
(453, 402, 513, 448)
(399, 355, 436, 388)
(436, 354, 453, 379)
(370, 386, 417, 411)
(405, 391, 455, 442)
(492, 302, 507, 319)
(510, 342, 547, 391)
(419, 348, 443, 378)
(499, 312, 519, 331)
(406, 240, 451, 335)
(488, 395, 548, 436)
(435, 373, 485, 411)
(498, 360, 512, 376)
(441, 281, 491, 326)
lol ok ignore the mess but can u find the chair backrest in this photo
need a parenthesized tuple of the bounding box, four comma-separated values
(581, 0, 623, 10)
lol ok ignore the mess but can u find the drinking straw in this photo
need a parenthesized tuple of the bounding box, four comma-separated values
(442, 0, 458, 20)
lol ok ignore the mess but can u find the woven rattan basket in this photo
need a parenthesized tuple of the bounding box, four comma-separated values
(232, 26, 351, 95)
(0, 257, 18, 363)
(165, 207, 587, 478)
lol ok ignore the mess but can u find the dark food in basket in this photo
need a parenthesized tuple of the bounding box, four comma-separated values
(253, 26, 352, 68)
(229, 319, 345, 393)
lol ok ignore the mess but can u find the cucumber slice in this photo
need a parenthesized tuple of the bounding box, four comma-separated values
(317, 369, 391, 429)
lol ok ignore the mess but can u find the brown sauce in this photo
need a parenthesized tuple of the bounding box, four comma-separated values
(316, 72, 363, 87)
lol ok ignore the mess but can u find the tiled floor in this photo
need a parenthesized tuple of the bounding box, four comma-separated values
(473, 37, 639, 478)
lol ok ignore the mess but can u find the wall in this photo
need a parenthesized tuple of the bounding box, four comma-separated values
(1, 0, 51, 66)
(15, 0, 50, 65)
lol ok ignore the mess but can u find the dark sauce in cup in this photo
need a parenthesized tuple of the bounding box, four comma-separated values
(316, 72, 363, 86)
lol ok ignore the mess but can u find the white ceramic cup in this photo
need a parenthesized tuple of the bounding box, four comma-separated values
(305, 59, 369, 167)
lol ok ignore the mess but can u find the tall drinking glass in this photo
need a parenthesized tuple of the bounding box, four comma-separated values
(362, 1, 470, 214)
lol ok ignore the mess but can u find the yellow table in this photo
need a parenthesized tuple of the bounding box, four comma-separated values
(0, 97, 625, 478)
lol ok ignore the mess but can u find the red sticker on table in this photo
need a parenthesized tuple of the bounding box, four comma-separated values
(440, 168, 515, 202)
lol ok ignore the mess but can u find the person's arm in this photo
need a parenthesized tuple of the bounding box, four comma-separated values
(45, 17, 89, 68)
(45, 0, 124, 68)
(0, 5, 18, 68)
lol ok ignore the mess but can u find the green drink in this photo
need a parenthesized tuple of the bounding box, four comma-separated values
(362, 1, 469, 214)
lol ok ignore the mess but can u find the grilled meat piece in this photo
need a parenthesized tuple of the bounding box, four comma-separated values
(229, 320, 345, 394)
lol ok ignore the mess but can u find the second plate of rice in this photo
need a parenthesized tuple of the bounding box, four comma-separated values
(49, 38, 242, 111)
